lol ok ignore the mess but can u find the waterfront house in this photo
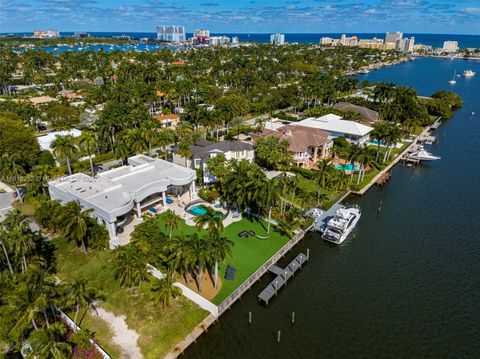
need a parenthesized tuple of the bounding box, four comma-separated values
(172, 140, 254, 183)
(252, 125, 332, 168)
(48, 154, 197, 248)
(333, 102, 380, 124)
(294, 114, 373, 145)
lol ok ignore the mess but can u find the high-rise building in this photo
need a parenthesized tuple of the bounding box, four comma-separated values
(385, 31, 403, 44)
(395, 36, 415, 53)
(231, 36, 239, 44)
(157, 25, 186, 42)
(443, 41, 459, 52)
(194, 29, 210, 38)
(340, 34, 347, 46)
(33, 30, 59, 38)
(270, 33, 285, 45)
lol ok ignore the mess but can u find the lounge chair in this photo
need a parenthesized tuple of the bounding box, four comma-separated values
(239, 231, 249, 237)
(249, 231, 255, 236)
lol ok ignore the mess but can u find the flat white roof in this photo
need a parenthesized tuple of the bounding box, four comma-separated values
(37, 129, 82, 152)
(49, 155, 196, 219)
(294, 114, 373, 137)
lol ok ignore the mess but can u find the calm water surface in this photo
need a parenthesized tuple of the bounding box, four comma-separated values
(184, 58, 480, 358)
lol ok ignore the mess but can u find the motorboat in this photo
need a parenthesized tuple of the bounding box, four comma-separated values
(463, 69, 475, 78)
(408, 145, 441, 161)
(449, 70, 457, 85)
(322, 205, 361, 245)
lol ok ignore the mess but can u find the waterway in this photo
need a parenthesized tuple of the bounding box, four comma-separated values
(184, 57, 480, 358)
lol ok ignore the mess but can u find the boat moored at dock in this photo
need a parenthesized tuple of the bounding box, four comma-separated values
(321, 206, 361, 244)
(407, 145, 441, 161)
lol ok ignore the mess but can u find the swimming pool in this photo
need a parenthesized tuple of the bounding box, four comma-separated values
(187, 204, 223, 218)
(188, 204, 208, 216)
(334, 163, 360, 172)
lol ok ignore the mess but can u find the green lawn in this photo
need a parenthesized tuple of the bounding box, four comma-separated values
(155, 213, 291, 305)
(54, 239, 208, 359)
(293, 174, 344, 209)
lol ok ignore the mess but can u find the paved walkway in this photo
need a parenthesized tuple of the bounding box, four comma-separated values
(94, 306, 143, 359)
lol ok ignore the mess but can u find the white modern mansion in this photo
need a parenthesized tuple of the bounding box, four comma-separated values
(48, 155, 196, 248)
(294, 114, 373, 145)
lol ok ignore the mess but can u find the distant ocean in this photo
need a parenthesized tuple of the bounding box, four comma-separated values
(3, 32, 480, 48)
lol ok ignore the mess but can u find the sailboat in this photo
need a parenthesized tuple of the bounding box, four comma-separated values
(449, 70, 457, 85)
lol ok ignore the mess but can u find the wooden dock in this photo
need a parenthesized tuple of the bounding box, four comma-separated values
(258, 252, 309, 305)
(375, 171, 392, 185)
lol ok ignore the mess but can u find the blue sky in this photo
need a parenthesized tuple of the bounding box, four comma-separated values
(1, 0, 479, 34)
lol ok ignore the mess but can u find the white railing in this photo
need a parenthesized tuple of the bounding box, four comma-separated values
(58, 309, 111, 359)
(217, 226, 311, 314)
(147, 224, 313, 317)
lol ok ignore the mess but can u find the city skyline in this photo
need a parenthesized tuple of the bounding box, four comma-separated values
(1, 0, 480, 35)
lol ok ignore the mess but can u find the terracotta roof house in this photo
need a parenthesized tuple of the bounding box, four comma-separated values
(155, 114, 180, 128)
(333, 102, 380, 123)
(252, 125, 333, 168)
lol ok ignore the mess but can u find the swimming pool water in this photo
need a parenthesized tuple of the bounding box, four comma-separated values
(188, 205, 208, 216)
(334, 163, 359, 171)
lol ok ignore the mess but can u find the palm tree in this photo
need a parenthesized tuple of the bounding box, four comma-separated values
(164, 209, 180, 239)
(150, 270, 181, 307)
(66, 278, 99, 324)
(169, 234, 195, 284)
(0, 227, 14, 274)
(112, 245, 148, 288)
(194, 206, 223, 234)
(113, 139, 130, 165)
(157, 129, 174, 160)
(370, 121, 387, 161)
(77, 131, 97, 175)
(51, 135, 78, 175)
(383, 123, 403, 163)
(346, 144, 362, 181)
(263, 180, 280, 233)
(314, 160, 333, 204)
(178, 139, 192, 167)
(9, 223, 36, 272)
(230, 116, 244, 139)
(208, 233, 233, 289)
(356, 146, 374, 184)
(125, 128, 148, 154)
(185, 233, 210, 292)
(26, 323, 72, 359)
(2, 208, 27, 228)
(0, 154, 25, 203)
(61, 201, 92, 253)
(140, 120, 159, 154)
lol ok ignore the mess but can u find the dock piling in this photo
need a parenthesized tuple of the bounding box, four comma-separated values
(277, 330, 281, 343)
(307, 248, 310, 260)
(248, 311, 252, 324)
(291, 312, 295, 324)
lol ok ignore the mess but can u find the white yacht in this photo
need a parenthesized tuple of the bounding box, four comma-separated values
(322, 206, 361, 245)
(408, 146, 441, 161)
(449, 70, 457, 85)
(463, 69, 476, 78)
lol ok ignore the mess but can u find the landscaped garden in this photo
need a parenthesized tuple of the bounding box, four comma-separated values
(155, 212, 291, 304)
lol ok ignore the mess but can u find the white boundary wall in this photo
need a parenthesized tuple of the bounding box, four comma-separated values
(147, 264, 219, 317)
(58, 309, 111, 359)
